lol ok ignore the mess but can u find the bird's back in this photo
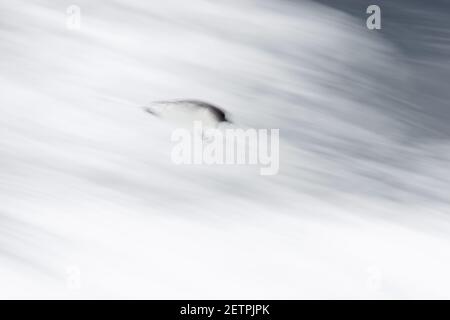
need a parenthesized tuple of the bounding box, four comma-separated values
(144, 100, 229, 128)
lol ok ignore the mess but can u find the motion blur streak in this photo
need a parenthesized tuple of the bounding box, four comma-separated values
(1, 0, 450, 298)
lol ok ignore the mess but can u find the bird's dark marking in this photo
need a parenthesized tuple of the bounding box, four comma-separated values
(182, 100, 230, 123)
(143, 106, 158, 116)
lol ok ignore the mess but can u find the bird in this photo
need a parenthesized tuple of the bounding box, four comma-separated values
(142, 99, 231, 129)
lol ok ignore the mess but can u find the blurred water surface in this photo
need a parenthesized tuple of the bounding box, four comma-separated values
(1, 0, 450, 298)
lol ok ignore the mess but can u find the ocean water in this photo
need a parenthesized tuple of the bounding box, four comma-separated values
(0, 0, 449, 298)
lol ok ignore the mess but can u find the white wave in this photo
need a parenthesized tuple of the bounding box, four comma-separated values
(0, 0, 449, 298)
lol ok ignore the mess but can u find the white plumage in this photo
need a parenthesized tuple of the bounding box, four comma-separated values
(143, 99, 230, 129)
